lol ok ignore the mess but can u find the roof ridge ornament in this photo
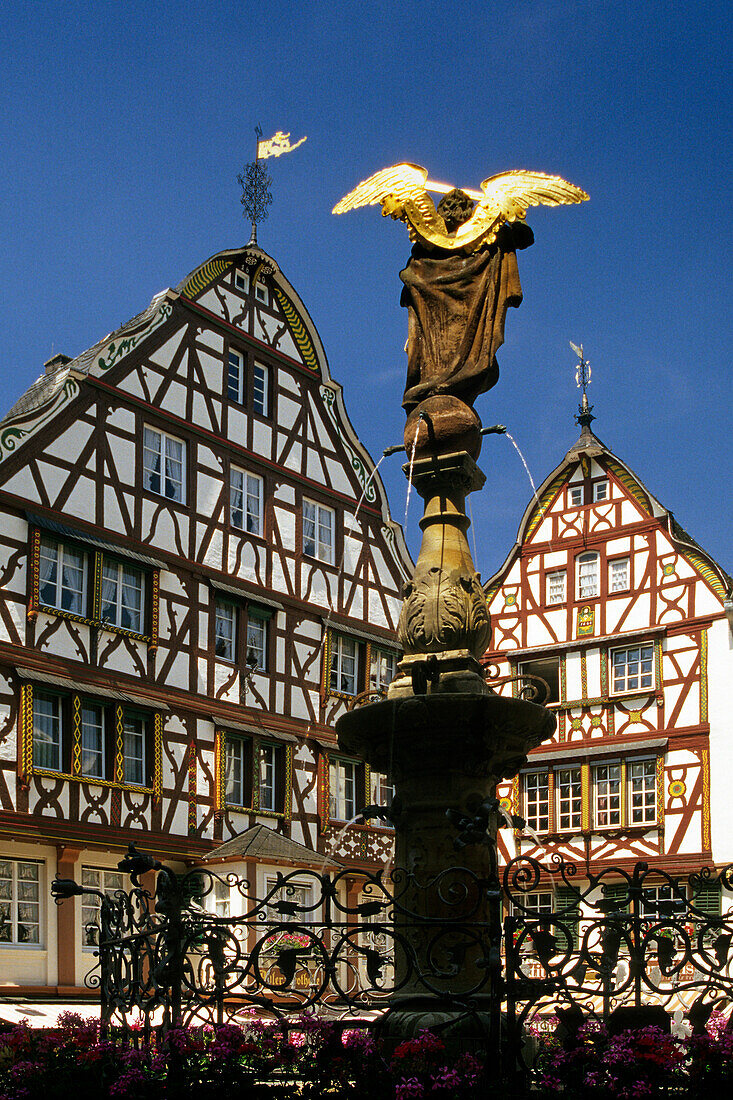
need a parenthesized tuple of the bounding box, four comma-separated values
(238, 125, 307, 247)
(570, 340, 595, 432)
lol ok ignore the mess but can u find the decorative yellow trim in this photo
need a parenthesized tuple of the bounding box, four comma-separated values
(27, 528, 41, 620)
(511, 774, 520, 835)
(525, 472, 565, 542)
(606, 458, 652, 515)
(30, 767, 153, 795)
(92, 552, 103, 621)
(71, 694, 82, 777)
(620, 759, 627, 827)
(180, 257, 230, 299)
(702, 747, 711, 850)
(149, 571, 160, 651)
(283, 744, 293, 822)
(581, 763, 590, 831)
(273, 288, 319, 371)
(700, 629, 708, 723)
(188, 739, 198, 835)
(320, 751, 330, 832)
(214, 729, 225, 811)
(656, 755, 665, 843)
(580, 650, 588, 697)
(114, 704, 124, 785)
(153, 713, 162, 800)
(681, 550, 726, 600)
(18, 682, 33, 784)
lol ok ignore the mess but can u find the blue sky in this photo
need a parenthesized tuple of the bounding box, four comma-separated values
(0, 0, 730, 575)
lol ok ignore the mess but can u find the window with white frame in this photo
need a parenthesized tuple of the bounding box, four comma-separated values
(0, 859, 40, 945)
(569, 485, 583, 507)
(556, 767, 582, 831)
(330, 634, 359, 695)
(639, 883, 674, 920)
(303, 499, 335, 563)
(576, 552, 599, 599)
(371, 771, 394, 807)
(370, 647, 397, 692)
(609, 557, 630, 593)
(253, 362, 270, 417)
(81, 867, 124, 947)
(213, 877, 230, 917)
(228, 349, 245, 403)
(225, 736, 250, 807)
(215, 600, 236, 661)
(38, 537, 87, 616)
(234, 269, 249, 293)
(100, 560, 145, 634)
(123, 715, 146, 786)
(259, 742, 277, 811)
(329, 757, 358, 821)
(246, 613, 267, 670)
(629, 759, 657, 824)
(81, 702, 104, 779)
(524, 772, 550, 833)
(32, 691, 62, 772)
(594, 763, 622, 827)
(230, 467, 263, 535)
(266, 879, 312, 924)
(546, 570, 566, 606)
(593, 479, 609, 502)
(515, 890, 554, 918)
(143, 427, 185, 502)
(254, 280, 268, 304)
(611, 644, 654, 693)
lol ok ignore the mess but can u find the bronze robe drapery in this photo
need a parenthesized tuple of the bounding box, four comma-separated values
(400, 221, 534, 412)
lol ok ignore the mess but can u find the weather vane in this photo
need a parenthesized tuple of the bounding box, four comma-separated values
(570, 341, 594, 427)
(238, 126, 307, 246)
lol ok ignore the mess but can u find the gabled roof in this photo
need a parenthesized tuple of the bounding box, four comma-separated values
(485, 418, 732, 601)
(201, 823, 339, 867)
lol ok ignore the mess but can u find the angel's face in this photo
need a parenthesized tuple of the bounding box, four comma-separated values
(381, 194, 405, 220)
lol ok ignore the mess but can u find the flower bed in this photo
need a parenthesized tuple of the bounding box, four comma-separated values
(1, 1010, 732, 1098)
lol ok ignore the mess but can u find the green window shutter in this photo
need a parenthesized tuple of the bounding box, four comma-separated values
(556, 885, 581, 945)
(248, 602, 274, 621)
(602, 883, 629, 913)
(692, 882, 721, 917)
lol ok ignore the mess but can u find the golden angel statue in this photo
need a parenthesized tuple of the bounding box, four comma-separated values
(334, 165, 588, 413)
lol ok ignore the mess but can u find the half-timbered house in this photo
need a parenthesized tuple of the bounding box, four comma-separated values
(485, 406, 733, 920)
(0, 243, 410, 999)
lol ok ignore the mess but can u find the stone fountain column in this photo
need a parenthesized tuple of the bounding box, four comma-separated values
(336, 394, 555, 1040)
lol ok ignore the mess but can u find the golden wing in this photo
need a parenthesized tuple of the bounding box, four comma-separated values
(332, 163, 430, 214)
(478, 170, 589, 222)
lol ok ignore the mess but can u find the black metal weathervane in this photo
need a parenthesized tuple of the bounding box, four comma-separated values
(570, 339, 595, 429)
(238, 125, 307, 246)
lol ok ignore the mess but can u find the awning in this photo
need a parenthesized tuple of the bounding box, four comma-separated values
(209, 578, 283, 614)
(529, 737, 668, 764)
(27, 512, 166, 569)
(15, 667, 167, 711)
(220, 718, 297, 744)
(321, 615, 398, 649)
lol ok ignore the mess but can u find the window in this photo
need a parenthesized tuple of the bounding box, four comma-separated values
(594, 763, 622, 827)
(38, 537, 86, 615)
(225, 736, 251, 807)
(576, 552, 599, 599)
(215, 600, 236, 661)
(228, 350, 245, 403)
(329, 757, 358, 821)
(32, 692, 61, 772)
(123, 715, 146, 786)
(370, 648, 397, 692)
(0, 860, 40, 944)
(371, 771, 394, 808)
(230, 468, 263, 535)
(143, 427, 185, 502)
(546, 570, 566, 606)
(609, 557, 630, 593)
(81, 867, 124, 947)
(515, 890, 554, 918)
(629, 759, 656, 824)
(253, 362, 270, 417)
(259, 742, 277, 811)
(569, 485, 583, 507)
(266, 879, 312, 924)
(524, 772, 550, 833)
(234, 269, 249, 293)
(254, 280, 268, 304)
(246, 613, 267, 670)
(611, 644, 654, 693)
(303, 499, 335, 563)
(100, 560, 145, 634)
(519, 657, 560, 705)
(556, 768, 582, 831)
(593, 479, 609, 502)
(81, 703, 104, 779)
(639, 883, 673, 920)
(213, 878, 230, 918)
(330, 635, 358, 695)
(224, 735, 287, 814)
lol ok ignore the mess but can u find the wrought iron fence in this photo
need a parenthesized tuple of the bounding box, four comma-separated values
(52, 845, 733, 1087)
